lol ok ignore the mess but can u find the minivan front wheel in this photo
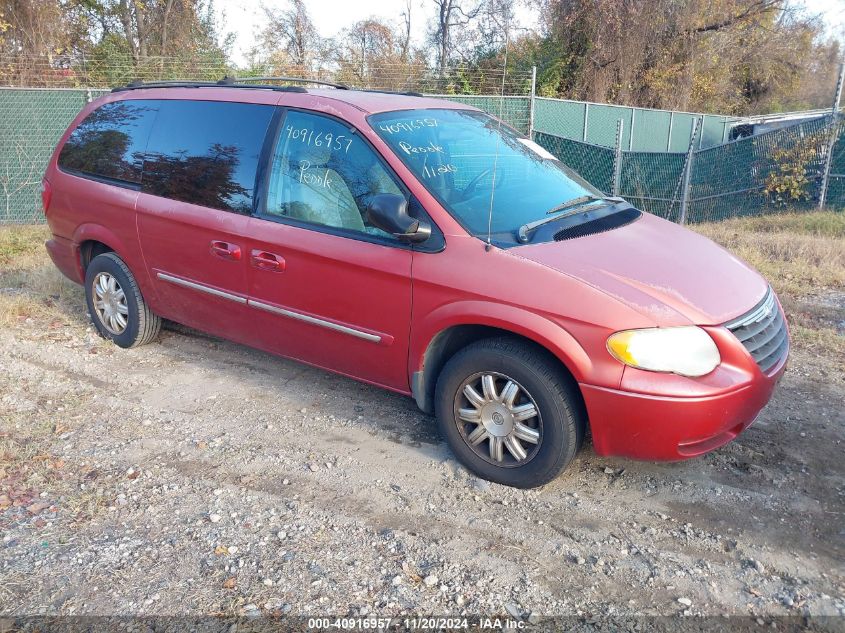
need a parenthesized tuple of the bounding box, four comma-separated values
(84, 253, 161, 348)
(435, 337, 584, 488)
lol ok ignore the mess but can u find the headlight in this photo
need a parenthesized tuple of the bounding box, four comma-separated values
(607, 326, 720, 377)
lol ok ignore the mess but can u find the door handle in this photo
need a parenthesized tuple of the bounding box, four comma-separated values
(210, 240, 242, 261)
(251, 249, 286, 272)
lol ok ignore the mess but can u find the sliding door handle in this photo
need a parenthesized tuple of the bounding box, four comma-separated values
(210, 240, 242, 261)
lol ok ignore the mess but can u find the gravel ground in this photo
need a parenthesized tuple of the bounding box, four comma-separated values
(0, 281, 843, 622)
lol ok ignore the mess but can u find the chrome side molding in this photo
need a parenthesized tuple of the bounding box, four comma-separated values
(157, 272, 247, 304)
(156, 271, 382, 343)
(248, 299, 382, 344)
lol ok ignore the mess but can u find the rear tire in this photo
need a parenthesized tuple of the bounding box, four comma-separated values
(84, 253, 161, 348)
(434, 337, 584, 488)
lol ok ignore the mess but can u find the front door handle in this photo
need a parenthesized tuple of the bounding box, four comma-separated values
(251, 249, 286, 272)
(210, 240, 242, 261)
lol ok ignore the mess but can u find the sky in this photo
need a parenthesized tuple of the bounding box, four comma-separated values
(216, 0, 845, 68)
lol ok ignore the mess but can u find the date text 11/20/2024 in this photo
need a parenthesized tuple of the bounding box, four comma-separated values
(307, 617, 527, 629)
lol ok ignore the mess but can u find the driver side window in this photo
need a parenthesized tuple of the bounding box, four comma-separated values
(265, 110, 402, 239)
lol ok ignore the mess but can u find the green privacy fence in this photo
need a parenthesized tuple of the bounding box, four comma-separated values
(434, 95, 530, 134)
(535, 115, 843, 223)
(533, 97, 734, 152)
(531, 132, 615, 192)
(1, 87, 841, 225)
(1, 88, 108, 224)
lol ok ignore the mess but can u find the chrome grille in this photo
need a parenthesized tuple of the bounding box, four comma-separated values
(724, 287, 788, 374)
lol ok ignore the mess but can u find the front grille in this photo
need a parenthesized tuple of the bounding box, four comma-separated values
(724, 287, 789, 374)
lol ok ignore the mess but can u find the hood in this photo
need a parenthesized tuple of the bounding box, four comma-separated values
(513, 212, 768, 326)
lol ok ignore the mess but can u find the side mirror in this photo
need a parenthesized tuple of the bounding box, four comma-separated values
(366, 194, 431, 244)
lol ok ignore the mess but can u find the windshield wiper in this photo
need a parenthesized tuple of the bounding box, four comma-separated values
(517, 195, 624, 243)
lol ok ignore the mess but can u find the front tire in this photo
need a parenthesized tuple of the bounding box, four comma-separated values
(84, 252, 161, 348)
(434, 337, 585, 488)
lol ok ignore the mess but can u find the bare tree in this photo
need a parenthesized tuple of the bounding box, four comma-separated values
(470, 0, 517, 57)
(430, 0, 483, 72)
(400, 0, 413, 62)
(257, 0, 321, 73)
(335, 17, 427, 90)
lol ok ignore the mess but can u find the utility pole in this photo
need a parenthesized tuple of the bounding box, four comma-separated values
(612, 119, 624, 196)
(678, 118, 701, 225)
(528, 66, 537, 137)
(818, 61, 845, 210)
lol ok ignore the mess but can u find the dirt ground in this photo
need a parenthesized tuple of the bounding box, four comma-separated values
(0, 219, 843, 622)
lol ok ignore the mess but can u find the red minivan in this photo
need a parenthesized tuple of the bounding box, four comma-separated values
(42, 79, 788, 488)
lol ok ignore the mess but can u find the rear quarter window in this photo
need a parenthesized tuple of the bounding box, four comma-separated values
(141, 100, 275, 214)
(57, 100, 157, 185)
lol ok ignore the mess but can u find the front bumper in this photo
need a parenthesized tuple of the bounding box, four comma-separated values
(581, 326, 787, 461)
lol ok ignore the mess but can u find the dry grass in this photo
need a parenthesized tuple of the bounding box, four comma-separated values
(0, 225, 83, 328)
(0, 225, 50, 266)
(693, 211, 845, 296)
(693, 211, 845, 359)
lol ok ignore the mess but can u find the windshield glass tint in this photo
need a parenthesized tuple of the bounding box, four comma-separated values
(369, 109, 601, 242)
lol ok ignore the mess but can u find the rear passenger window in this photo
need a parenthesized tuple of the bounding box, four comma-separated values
(142, 100, 275, 214)
(58, 100, 157, 185)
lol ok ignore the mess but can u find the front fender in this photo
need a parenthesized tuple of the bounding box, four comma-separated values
(409, 299, 617, 389)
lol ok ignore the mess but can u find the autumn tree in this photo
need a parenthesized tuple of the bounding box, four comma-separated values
(248, 0, 326, 76)
(0, 0, 231, 85)
(500, 0, 839, 113)
(334, 18, 426, 90)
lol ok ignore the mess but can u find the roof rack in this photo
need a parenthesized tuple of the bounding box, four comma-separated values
(111, 77, 428, 99)
(112, 77, 305, 92)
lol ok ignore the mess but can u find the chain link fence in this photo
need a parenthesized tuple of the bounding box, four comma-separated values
(0, 88, 109, 224)
(830, 128, 845, 203)
(429, 95, 530, 134)
(0, 54, 536, 96)
(533, 132, 615, 192)
(534, 114, 844, 223)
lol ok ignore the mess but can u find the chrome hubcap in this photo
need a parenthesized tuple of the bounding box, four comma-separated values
(92, 272, 129, 334)
(454, 372, 542, 467)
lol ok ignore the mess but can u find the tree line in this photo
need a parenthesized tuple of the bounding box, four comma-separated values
(0, 0, 841, 114)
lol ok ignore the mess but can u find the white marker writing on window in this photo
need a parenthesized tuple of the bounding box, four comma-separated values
(299, 160, 333, 190)
(422, 163, 457, 179)
(399, 140, 445, 155)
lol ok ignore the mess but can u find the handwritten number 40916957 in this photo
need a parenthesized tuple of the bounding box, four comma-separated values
(285, 126, 353, 154)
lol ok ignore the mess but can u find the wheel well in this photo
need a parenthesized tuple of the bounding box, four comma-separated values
(79, 240, 114, 272)
(413, 325, 583, 415)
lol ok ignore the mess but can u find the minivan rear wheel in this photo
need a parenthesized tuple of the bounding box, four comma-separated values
(434, 337, 584, 488)
(84, 253, 161, 348)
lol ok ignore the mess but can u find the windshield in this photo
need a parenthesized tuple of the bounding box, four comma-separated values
(369, 108, 604, 244)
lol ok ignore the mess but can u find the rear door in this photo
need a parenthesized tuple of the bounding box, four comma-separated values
(136, 99, 276, 338)
(243, 109, 415, 391)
